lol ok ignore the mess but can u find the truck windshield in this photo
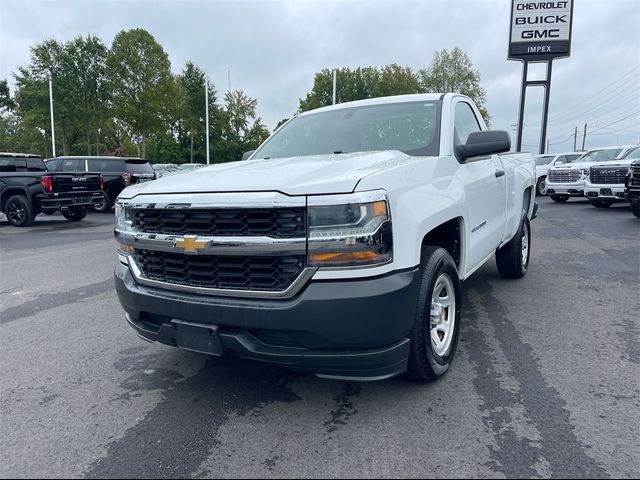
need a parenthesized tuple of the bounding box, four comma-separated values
(253, 101, 441, 159)
(535, 155, 555, 166)
(576, 149, 623, 163)
(619, 146, 640, 160)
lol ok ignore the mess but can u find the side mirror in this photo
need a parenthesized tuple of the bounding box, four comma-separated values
(456, 130, 511, 161)
(242, 150, 255, 160)
(554, 159, 565, 165)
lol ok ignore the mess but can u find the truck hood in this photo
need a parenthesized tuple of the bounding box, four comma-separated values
(120, 151, 417, 198)
(589, 159, 635, 168)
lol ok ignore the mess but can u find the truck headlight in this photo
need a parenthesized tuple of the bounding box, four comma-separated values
(115, 202, 135, 233)
(581, 168, 589, 178)
(307, 190, 392, 267)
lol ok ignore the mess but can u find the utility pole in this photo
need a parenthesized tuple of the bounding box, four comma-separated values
(573, 126, 577, 151)
(49, 77, 56, 157)
(581, 123, 587, 151)
(205, 76, 210, 165)
(332, 69, 337, 105)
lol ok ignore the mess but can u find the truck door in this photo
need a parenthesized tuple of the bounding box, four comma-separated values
(453, 101, 507, 273)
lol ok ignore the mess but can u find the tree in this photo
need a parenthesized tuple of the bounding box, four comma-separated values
(274, 118, 289, 131)
(106, 29, 174, 158)
(177, 61, 218, 163)
(419, 47, 489, 124)
(61, 35, 110, 154)
(0, 80, 15, 112)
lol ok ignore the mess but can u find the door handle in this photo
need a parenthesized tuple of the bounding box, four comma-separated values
(495, 169, 505, 178)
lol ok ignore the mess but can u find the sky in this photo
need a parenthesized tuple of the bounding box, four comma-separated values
(1, 0, 639, 155)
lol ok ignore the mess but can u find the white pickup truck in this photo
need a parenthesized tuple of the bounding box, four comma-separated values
(545, 146, 634, 202)
(584, 145, 640, 208)
(114, 94, 535, 382)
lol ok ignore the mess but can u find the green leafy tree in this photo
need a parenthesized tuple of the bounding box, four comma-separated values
(419, 47, 489, 124)
(61, 35, 110, 154)
(106, 29, 174, 158)
(275, 118, 289, 131)
(177, 62, 219, 163)
(0, 80, 15, 112)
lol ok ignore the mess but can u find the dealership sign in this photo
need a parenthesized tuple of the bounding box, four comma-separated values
(509, 0, 574, 60)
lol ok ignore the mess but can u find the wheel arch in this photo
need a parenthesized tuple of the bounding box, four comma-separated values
(0, 186, 31, 212)
(420, 217, 464, 270)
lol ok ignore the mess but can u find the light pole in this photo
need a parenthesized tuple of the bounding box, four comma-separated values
(49, 76, 56, 157)
(205, 76, 210, 165)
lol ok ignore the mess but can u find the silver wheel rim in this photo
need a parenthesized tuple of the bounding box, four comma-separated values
(429, 273, 456, 357)
(521, 222, 529, 267)
(538, 179, 546, 195)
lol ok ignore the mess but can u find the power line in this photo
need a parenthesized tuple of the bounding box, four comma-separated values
(589, 110, 640, 135)
(548, 65, 640, 122)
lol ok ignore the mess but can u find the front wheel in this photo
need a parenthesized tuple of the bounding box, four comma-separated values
(589, 199, 614, 208)
(496, 212, 531, 279)
(631, 200, 640, 218)
(550, 195, 569, 203)
(536, 177, 547, 196)
(406, 246, 461, 382)
(62, 208, 88, 222)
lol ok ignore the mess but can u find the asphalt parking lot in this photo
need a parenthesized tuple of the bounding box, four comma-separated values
(1, 197, 638, 479)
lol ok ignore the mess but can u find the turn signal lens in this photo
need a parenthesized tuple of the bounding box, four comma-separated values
(309, 251, 386, 265)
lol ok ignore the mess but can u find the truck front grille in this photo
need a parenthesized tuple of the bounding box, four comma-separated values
(548, 169, 580, 183)
(589, 167, 628, 185)
(133, 207, 306, 238)
(135, 249, 306, 291)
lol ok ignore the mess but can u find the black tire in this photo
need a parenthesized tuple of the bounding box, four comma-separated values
(496, 212, 531, 279)
(631, 200, 640, 218)
(62, 207, 88, 222)
(92, 192, 112, 212)
(550, 195, 569, 203)
(406, 246, 462, 382)
(536, 177, 547, 196)
(5, 195, 35, 227)
(589, 199, 614, 208)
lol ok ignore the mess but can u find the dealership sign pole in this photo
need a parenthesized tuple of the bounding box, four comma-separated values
(509, 0, 574, 153)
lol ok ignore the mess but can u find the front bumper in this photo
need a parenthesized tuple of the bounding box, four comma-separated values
(545, 179, 585, 197)
(584, 182, 627, 201)
(115, 263, 420, 380)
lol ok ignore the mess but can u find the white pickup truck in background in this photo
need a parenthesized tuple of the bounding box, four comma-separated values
(545, 146, 633, 202)
(114, 93, 535, 382)
(585, 145, 640, 208)
(535, 152, 582, 196)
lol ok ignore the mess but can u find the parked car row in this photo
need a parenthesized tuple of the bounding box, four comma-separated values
(2, 154, 211, 225)
(0, 152, 103, 226)
(536, 145, 640, 218)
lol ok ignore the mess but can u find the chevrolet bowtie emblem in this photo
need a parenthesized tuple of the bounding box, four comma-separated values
(174, 235, 207, 254)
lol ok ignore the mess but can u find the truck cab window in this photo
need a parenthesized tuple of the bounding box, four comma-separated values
(454, 102, 481, 146)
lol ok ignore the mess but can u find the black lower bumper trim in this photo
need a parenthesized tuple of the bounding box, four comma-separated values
(116, 263, 420, 379)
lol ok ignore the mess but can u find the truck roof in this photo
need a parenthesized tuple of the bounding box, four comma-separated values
(0, 152, 42, 158)
(298, 93, 447, 117)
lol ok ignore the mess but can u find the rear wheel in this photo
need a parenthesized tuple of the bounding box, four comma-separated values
(62, 207, 88, 222)
(631, 200, 640, 218)
(536, 177, 547, 196)
(92, 192, 112, 212)
(5, 195, 35, 227)
(496, 212, 531, 279)
(406, 246, 461, 382)
(589, 199, 614, 208)
(550, 195, 569, 203)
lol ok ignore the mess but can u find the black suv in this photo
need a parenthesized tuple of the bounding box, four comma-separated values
(45, 156, 156, 212)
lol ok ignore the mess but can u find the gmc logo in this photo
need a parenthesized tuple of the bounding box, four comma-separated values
(71, 177, 87, 182)
(522, 29, 560, 39)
